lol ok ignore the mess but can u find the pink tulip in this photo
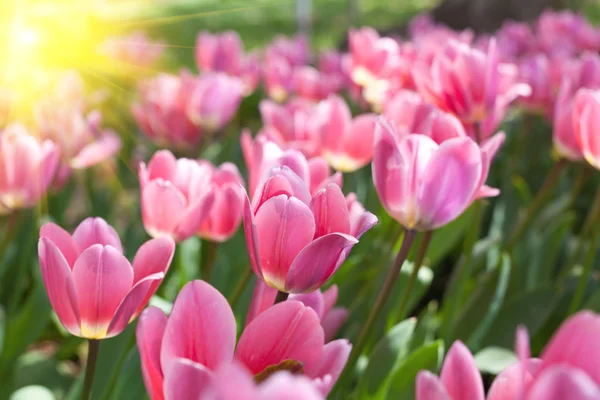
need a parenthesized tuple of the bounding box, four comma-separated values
(348, 27, 400, 89)
(243, 166, 376, 293)
(318, 51, 349, 94)
(517, 55, 556, 115)
(247, 281, 349, 342)
(241, 130, 341, 198)
(372, 117, 500, 231)
(100, 31, 164, 68)
(293, 66, 339, 102)
(39, 217, 174, 339)
(0, 124, 60, 214)
(137, 280, 349, 399)
(416, 341, 484, 400)
(495, 21, 536, 61)
(573, 88, 600, 169)
(132, 72, 201, 148)
(265, 34, 309, 68)
(263, 55, 295, 103)
(139, 150, 216, 242)
(553, 81, 584, 161)
(196, 161, 245, 242)
(317, 94, 377, 172)
(187, 73, 244, 132)
(536, 10, 600, 57)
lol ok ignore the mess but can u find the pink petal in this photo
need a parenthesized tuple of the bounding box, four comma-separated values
(339, 114, 377, 171)
(528, 365, 600, 400)
(246, 279, 278, 326)
(198, 185, 243, 242)
(163, 358, 214, 400)
(160, 280, 236, 373)
(308, 157, 332, 195)
(439, 341, 485, 400)
(319, 95, 352, 153)
(147, 150, 178, 181)
(242, 188, 264, 278)
(173, 191, 216, 242)
(132, 237, 175, 284)
(290, 290, 325, 319)
(285, 233, 358, 294)
(40, 222, 78, 268)
(416, 371, 451, 400)
(136, 307, 168, 400)
(310, 184, 351, 238)
(322, 308, 349, 342)
(72, 244, 133, 339)
(259, 372, 324, 400)
(71, 130, 122, 169)
(253, 166, 312, 209)
(487, 359, 542, 400)
(38, 238, 81, 336)
(236, 300, 324, 375)
(141, 180, 186, 240)
(322, 285, 339, 316)
(306, 339, 352, 395)
(72, 217, 123, 254)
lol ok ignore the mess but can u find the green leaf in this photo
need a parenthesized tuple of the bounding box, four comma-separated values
(474, 347, 517, 375)
(385, 340, 444, 400)
(10, 386, 55, 400)
(584, 289, 600, 312)
(358, 318, 417, 399)
(0, 305, 5, 358)
(109, 348, 148, 400)
(149, 295, 173, 314)
(426, 206, 474, 268)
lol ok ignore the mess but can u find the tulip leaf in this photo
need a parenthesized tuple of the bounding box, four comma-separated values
(10, 385, 55, 400)
(109, 348, 148, 400)
(474, 347, 517, 375)
(426, 206, 475, 268)
(358, 318, 416, 399)
(385, 340, 444, 400)
(0, 305, 5, 358)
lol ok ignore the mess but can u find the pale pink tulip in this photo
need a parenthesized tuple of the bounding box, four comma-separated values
(133, 72, 201, 148)
(39, 217, 174, 339)
(196, 161, 245, 242)
(372, 117, 498, 231)
(243, 166, 376, 293)
(100, 31, 164, 68)
(416, 341, 484, 400)
(187, 73, 244, 132)
(139, 150, 216, 242)
(137, 280, 348, 399)
(0, 124, 60, 214)
(318, 94, 377, 172)
(573, 88, 600, 169)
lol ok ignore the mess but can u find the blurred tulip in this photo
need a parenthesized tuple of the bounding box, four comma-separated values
(573, 88, 600, 169)
(39, 217, 174, 339)
(139, 150, 216, 242)
(263, 55, 295, 103)
(553, 81, 584, 161)
(0, 124, 59, 214)
(100, 31, 164, 68)
(518, 54, 555, 115)
(242, 166, 376, 293)
(265, 34, 309, 68)
(318, 51, 349, 94)
(133, 72, 201, 148)
(383, 90, 437, 136)
(317, 94, 377, 172)
(293, 66, 339, 102)
(372, 118, 500, 231)
(137, 280, 348, 399)
(348, 27, 400, 89)
(416, 341, 484, 400)
(196, 161, 245, 242)
(536, 10, 600, 57)
(495, 20, 536, 61)
(187, 73, 244, 132)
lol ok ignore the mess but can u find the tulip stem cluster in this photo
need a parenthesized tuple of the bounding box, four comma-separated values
(82, 339, 100, 400)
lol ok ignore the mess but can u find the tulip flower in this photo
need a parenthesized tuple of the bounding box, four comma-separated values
(132, 72, 201, 148)
(100, 31, 164, 68)
(416, 341, 485, 400)
(536, 10, 600, 57)
(318, 51, 349, 94)
(242, 166, 376, 293)
(195, 31, 246, 76)
(139, 150, 216, 242)
(293, 66, 339, 102)
(517, 54, 556, 115)
(137, 280, 350, 399)
(553, 81, 585, 161)
(0, 124, 60, 214)
(265, 34, 309, 68)
(495, 20, 536, 60)
(38, 217, 175, 339)
(317, 94, 377, 172)
(383, 90, 437, 136)
(573, 88, 600, 169)
(241, 130, 341, 198)
(372, 117, 500, 231)
(263, 55, 295, 103)
(247, 280, 349, 341)
(196, 161, 245, 243)
(348, 27, 400, 89)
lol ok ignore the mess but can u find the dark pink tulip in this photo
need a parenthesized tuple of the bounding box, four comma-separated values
(0, 124, 60, 214)
(416, 341, 484, 400)
(318, 94, 377, 172)
(139, 150, 216, 243)
(100, 31, 164, 68)
(187, 72, 244, 132)
(132, 72, 201, 148)
(39, 217, 174, 339)
(243, 166, 376, 293)
(196, 161, 245, 242)
(573, 88, 600, 169)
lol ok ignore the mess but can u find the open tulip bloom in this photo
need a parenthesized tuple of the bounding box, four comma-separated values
(38, 217, 175, 339)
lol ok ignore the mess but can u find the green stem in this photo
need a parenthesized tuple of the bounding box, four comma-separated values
(201, 240, 219, 282)
(339, 230, 416, 385)
(274, 290, 289, 304)
(82, 339, 101, 400)
(394, 231, 433, 322)
(506, 159, 567, 251)
(229, 267, 254, 309)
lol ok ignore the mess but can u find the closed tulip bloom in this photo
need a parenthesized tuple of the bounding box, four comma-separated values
(553, 81, 584, 161)
(196, 31, 245, 75)
(416, 341, 484, 400)
(187, 73, 244, 132)
(0, 124, 60, 214)
(573, 88, 600, 169)
(139, 150, 216, 242)
(196, 161, 245, 242)
(243, 166, 376, 293)
(137, 280, 349, 399)
(39, 217, 174, 339)
(318, 94, 377, 172)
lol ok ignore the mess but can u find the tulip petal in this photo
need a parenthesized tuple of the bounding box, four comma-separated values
(416, 371, 451, 400)
(174, 191, 216, 242)
(242, 188, 264, 279)
(285, 233, 358, 293)
(246, 279, 277, 327)
(310, 184, 351, 238)
(38, 238, 81, 335)
(71, 130, 122, 169)
(306, 339, 351, 395)
(160, 280, 236, 374)
(308, 157, 333, 195)
(236, 300, 324, 375)
(440, 341, 485, 400)
(72, 244, 133, 339)
(136, 307, 168, 400)
(290, 290, 325, 319)
(72, 217, 123, 253)
(141, 180, 186, 240)
(259, 372, 323, 400)
(40, 222, 78, 268)
(528, 365, 600, 400)
(147, 150, 179, 181)
(132, 237, 175, 283)
(163, 358, 214, 400)
(487, 359, 542, 400)
(322, 308, 349, 342)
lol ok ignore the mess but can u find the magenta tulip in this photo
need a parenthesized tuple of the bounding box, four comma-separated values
(573, 88, 600, 169)
(139, 150, 216, 242)
(0, 124, 60, 214)
(39, 217, 174, 339)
